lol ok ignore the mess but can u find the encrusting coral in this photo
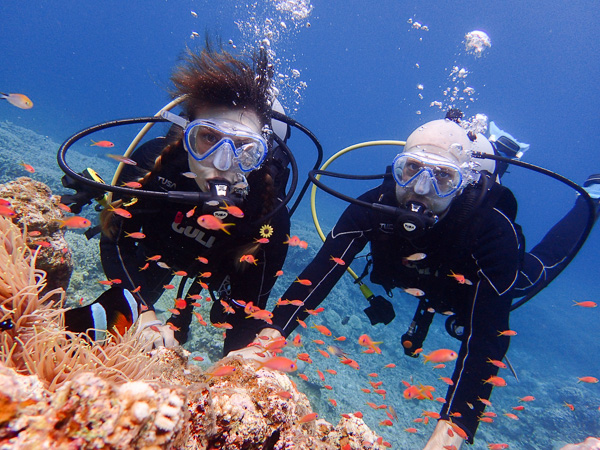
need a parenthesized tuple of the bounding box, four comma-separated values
(0, 212, 387, 448)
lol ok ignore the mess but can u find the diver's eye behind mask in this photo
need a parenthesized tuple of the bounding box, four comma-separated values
(392, 153, 463, 198)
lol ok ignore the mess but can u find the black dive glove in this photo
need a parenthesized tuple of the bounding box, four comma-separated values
(363, 295, 396, 326)
(60, 169, 107, 214)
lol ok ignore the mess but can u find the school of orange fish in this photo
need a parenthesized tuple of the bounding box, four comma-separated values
(1, 126, 597, 448)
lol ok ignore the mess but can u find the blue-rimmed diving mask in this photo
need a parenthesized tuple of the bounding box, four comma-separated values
(161, 110, 268, 172)
(392, 152, 465, 198)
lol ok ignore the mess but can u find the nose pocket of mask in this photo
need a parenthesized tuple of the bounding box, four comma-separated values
(413, 170, 434, 195)
(212, 140, 235, 171)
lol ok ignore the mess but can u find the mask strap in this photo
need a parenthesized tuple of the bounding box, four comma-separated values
(160, 110, 189, 129)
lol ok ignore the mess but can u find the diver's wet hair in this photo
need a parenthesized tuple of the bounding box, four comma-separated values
(170, 40, 274, 126)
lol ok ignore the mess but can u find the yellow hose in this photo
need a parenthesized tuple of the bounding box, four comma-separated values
(310, 140, 405, 281)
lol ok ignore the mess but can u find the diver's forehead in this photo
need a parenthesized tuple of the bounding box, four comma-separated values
(193, 107, 261, 133)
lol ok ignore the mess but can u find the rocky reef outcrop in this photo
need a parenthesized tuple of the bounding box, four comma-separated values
(0, 177, 73, 294)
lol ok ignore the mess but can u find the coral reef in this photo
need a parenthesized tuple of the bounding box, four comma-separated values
(0, 350, 387, 449)
(0, 214, 386, 449)
(0, 177, 73, 293)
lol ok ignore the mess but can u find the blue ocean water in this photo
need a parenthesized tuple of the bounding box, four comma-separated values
(1, 1, 599, 448)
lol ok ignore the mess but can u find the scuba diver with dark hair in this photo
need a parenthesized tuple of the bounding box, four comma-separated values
(62, 42, 297, 354)
(228, 114, 599, 448)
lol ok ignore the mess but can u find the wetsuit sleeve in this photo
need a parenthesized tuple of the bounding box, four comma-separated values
(221, 207, 291, 354)
(100, 206, 161, 306)
(99, 138, 172, 308)
(517, 195, 598, 295)
(271, 196, 376, 337)
(439, 207, 521, 443)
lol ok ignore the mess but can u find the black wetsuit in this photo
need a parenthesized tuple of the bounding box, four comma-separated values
(100, 137, 290, 353)
(270, 174, 527, 443)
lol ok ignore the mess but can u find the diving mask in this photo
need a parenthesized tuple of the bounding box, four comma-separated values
(392, 152, 464, 198)
(161, 110, 268, 172)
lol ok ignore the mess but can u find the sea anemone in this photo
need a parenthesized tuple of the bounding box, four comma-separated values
(0, 216, 154, 391)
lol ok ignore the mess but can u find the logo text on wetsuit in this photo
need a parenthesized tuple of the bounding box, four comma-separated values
(157, 176, 176, 189)
(172, 222, 216, 248)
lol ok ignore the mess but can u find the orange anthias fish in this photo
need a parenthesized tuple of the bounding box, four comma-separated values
(124, 231, 146, 239)
(497, 330, 517, 337)
(174, 298, 187, 309)
(295, 278, 312, 286)
(483, 375, 507, 387)
(220, 300, 235, 314)
(284, 235, 302, 246)
(298, 412, 318, 423)
(572, 300, 597, 308)
(0, 205, 16, 217)
(197, 214, 235, 234)
(487, 358, 507, 369)
(240, 254, 258, 265)
(358, 334, 383, 354)
(19, 162, 35, 173)
(205, 365, 236, 380)
(447, 270, 473, 285)
(55, 216, 92, 229)
(403, 384, 435, 400)
(311, 324, 332, 336)
(330, 256, 346, 265)
(577, 376, 599, 384)
(257, 356, 298, 373)
(1, 92, 33, 109)
(121, 181, 142, 189)
(246, 309, 273, 324)
(422, 349, 458, 364)
(110, 206, 132, 219)
(91, 140, 115, 148)
(220, 203, 244, 218)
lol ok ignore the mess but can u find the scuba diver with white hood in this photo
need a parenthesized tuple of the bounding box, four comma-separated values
(229, 112, 599, 448)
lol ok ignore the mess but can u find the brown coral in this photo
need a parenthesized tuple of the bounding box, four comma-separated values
(0, 177, 74, 293)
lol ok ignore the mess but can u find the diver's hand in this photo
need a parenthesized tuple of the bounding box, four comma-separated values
(561, 438, 600, 450)
(422, 420, 464, 450)
(138, 310, 179, 349)
(227, 328, 283, 362)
